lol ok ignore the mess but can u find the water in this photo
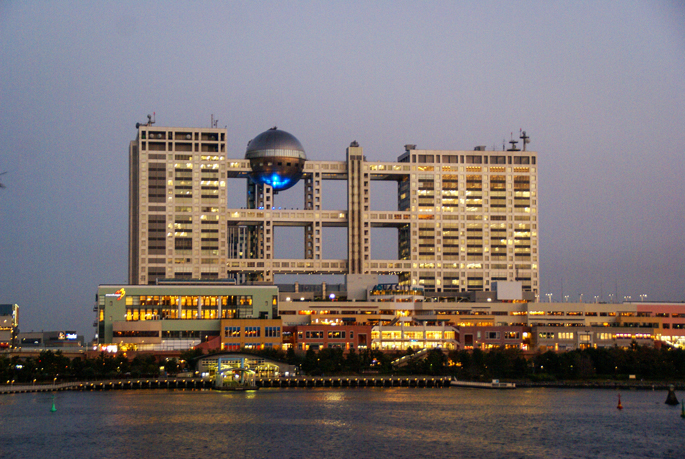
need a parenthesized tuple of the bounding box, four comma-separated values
(0, 387, 683, 458)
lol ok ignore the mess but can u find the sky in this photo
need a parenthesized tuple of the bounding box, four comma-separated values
(1, 1, 684, 337)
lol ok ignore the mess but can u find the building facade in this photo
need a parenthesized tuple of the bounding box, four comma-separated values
(221, 318, 283, 351)
(128, 124, 229, 285)
(18, 331, 84, 349)
(0, 304, 19, 350)
(95, 284, 278, 351)
(129, 123, 538, 296)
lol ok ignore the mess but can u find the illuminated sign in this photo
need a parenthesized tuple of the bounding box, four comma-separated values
(105, 288, 126, 300)
(58, 332, 78, 341)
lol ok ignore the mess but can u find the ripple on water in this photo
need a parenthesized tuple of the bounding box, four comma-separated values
(0, 388, 683, 459)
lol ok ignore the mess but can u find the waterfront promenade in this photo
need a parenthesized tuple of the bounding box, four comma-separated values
(0, 382, 80, 394)
(2, 376, 682, 394)
(0, 376, 452, 393)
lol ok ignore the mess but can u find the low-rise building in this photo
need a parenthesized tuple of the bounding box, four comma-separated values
(458, 325, 530, 350)
(18, 331, 85, 349)
(221, 318, 283, 351)
(291, 324, 372, 351)
(0, 304, 19, 350)
(532, 325, 655, 351)
(95, 283, 278, 352)
(372, 321, 459, 351)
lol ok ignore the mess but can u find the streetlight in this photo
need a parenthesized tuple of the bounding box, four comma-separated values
(579, 294, 584, 303)
(546, 293, 553, 303)
(564, 295, 569, 303)
(594, 295, 599, 303)
(640, 294, 647, 302)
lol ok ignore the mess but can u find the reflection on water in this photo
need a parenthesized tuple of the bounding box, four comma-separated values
(0, 388, 683, 459)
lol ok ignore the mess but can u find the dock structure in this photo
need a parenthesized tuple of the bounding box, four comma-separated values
(1, 376, 451, 393)
(0, 382, 80, 394)
(256, 376, 452, 388)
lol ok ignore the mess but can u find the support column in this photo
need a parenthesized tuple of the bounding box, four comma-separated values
(304, 173, 323, 260)
(347, 143, 368, 274)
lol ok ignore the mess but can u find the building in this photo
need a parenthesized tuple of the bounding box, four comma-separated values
(0, 304, 19, 350)
(289, 324, 372, 351)
(128, 123, 229, 285)
(221, 318, 283, 351)
(129, 122, 538, 296)
(18, 331, 85, 349)
(123, 119, 685, 354)
(95, 283, 278, 352)
(195, 353, 297, 379)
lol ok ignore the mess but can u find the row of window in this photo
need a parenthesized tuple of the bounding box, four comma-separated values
(415, 154, 536, 165)
(297, 330, 356, 340)
(223, 326, 282, 338)
(126, 295, 253, 307)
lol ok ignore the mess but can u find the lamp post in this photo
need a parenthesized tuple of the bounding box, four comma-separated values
(640, 294, 647, 302)
(546, 293, 552, 303)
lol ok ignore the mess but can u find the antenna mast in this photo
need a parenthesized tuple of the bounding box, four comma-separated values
(519, 129, 530, 151)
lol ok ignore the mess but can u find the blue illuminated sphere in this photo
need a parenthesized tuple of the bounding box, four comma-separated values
(245, 128, 306, 192)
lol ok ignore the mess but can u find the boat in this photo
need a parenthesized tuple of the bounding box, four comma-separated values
(450, 377, 516, 389)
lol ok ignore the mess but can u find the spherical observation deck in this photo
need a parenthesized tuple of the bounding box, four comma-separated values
(245, 127, 306, 192)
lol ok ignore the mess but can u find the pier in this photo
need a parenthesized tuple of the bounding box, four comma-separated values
(255, 376, 452, 388)
(1, 376, 452, 393)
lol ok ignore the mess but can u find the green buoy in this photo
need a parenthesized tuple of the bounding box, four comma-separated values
(50, 394, 56, 412)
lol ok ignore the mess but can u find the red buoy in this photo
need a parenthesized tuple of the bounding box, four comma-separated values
(617, 394, 623, 410)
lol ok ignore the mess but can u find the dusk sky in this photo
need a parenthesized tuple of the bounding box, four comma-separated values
(1, 1, 684, 337)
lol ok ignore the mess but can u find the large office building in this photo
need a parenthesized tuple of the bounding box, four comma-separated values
(108, 119, 685, 354)
(129, 121, 538, 297)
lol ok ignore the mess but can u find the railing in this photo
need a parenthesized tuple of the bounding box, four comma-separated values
(0, 382, 79, 394)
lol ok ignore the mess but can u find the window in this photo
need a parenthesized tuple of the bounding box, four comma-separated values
(265, 326, 281, 338)
(224, 326, 240, 338)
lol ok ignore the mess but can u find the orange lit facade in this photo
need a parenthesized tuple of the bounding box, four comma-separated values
(289, 324, 372, 351)
(221, 319, 283, 351)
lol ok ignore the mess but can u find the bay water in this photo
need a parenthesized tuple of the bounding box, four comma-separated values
(0, 387, 682, 458)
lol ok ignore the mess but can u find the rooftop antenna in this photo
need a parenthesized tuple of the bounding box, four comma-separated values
(211, 114, 218, 128)
(519, 129, 530, 151)
(507, 132, 520, 151)
(136, 112, 156, 129)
